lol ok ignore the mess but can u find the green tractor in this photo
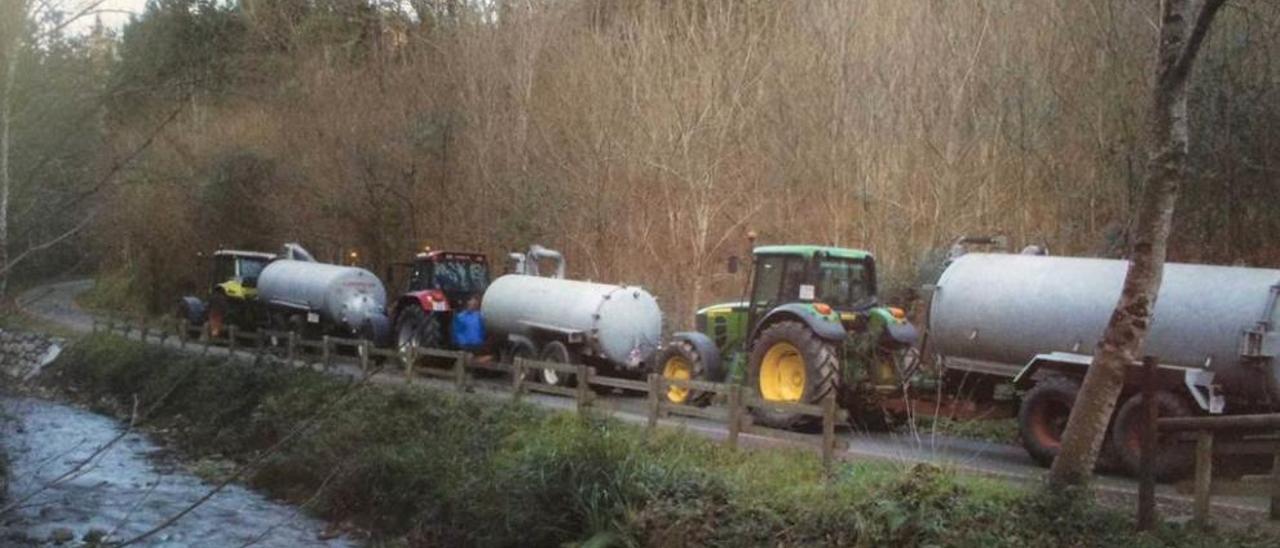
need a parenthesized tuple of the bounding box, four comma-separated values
(655, 245, 918, 429)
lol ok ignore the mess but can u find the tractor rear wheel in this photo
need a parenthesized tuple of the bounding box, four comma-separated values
(396, 306, 427, 367)
(1110, 390, 1195, 480)
(747, 320, 840, 430)
(1017, 375, 1079, 467)
(539, 340, 577, 387)
(655, 340, 711, 406)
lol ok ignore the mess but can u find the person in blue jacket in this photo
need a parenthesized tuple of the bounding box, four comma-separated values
(451, 295, 486, 351)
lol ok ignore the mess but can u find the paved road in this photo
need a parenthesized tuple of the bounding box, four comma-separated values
(16, 279, 1273, 521)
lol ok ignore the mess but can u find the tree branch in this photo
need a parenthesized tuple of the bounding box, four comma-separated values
(1167, 0, 1229, 87)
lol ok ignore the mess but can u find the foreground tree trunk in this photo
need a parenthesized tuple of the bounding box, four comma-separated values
(0, 1, 25, 298)
(1049, 0, 1227, 488)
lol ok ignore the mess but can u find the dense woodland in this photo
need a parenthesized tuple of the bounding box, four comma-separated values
(3, 0, 1279, 326)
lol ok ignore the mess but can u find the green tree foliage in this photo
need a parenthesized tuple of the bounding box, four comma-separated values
(111, 0, 247, 111)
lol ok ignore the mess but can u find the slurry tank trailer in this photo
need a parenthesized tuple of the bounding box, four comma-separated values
(929, 253, 1280, 478)
(480, 246, 663, 386)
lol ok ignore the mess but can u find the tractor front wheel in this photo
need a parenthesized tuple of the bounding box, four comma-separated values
(655, 340, 712, 406)
(747, 320, 840, 430)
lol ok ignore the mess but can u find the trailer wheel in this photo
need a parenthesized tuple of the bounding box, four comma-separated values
(654, 340, 711, 406)
(1018, 375, 1079, 467)
(501, 340, 537, 384)
(1110, 391, 1195, 480)
(539, 340, 577, 387)
(747, 320, 840, 430)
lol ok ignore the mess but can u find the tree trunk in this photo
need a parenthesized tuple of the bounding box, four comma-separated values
(1049, 0, 1226, 488)
(0, 8, 21, 298)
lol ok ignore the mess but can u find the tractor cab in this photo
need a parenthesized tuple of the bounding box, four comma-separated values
(209, 250, 276, 299)
(400, 251, 490, 309)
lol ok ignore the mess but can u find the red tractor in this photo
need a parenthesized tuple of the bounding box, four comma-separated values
(388, 250, 491, 355)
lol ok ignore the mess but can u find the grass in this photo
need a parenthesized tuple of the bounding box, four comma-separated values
(39, 334, 1278, 547)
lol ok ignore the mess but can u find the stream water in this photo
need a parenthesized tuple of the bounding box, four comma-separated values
(0, 396, 354, 547)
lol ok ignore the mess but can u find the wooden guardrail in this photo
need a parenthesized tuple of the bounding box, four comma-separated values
(90, 315, 851, 472)
(1135, 355, 1280, 530)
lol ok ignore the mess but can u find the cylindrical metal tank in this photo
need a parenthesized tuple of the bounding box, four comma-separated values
(481, 275, 662, 369)
(257, 260, 387, 331)
(929, 253, 1280, 397)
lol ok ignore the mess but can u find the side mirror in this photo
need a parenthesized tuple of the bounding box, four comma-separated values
(727, 256, 740, 274)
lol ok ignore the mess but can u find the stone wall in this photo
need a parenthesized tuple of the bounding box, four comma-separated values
(0, 328, 64, 381)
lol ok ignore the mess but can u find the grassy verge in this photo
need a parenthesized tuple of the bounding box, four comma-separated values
(41, 335, 1275, 547)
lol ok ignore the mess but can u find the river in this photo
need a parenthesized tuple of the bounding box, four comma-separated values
(0, 396, 354, 547)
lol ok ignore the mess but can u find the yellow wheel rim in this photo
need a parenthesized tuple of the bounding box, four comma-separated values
(663, 356, 693, 404)
(760, 342, 806, 402)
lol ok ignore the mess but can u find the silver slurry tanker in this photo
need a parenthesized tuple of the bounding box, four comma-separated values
(930, 253, 1280, 410)
(481, 246, 662, 378)
(256, 244, 390, 339)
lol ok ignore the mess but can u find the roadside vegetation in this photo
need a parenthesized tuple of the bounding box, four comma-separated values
(34, 334, 1273, 547)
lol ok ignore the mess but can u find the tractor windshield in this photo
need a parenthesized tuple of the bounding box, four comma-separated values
(238, 258, 268, 285)
(814, 258, 873, 310)
(430, 260, 489, 295)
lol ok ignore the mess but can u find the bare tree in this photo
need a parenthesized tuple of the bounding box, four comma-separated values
(0, 0, 27, 297)
(1049, 0, 1228, 488)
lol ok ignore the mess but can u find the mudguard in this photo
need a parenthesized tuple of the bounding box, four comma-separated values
(177, 296, 207, 326)
(882, 321, 919, 347)
(363, 315, 393, 348)
(670, 331, 725, 381)
(751, 303, 848, 344)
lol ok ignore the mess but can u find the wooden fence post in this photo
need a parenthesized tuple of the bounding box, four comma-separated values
(179, 320, 189, 350)
(512, 358, 526, 401)
(286, 332, 297, 365)
(576, 365, 593, 413)
(227, 325, 238, 354)
(822, 394, 837, 474)
(359, 340, 371, 373)
(321, 336, 332, 370)
(1137, 355, 1159, 531)
(1271, 452, 1280, 521)
(727, 383, 743, 449)
(1193, 430, 1214, 527)
(454, 353, 468, 391)
(646, 374, 662, 430)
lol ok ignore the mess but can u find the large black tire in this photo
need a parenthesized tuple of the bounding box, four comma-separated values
(500, 339, 537, 383)
(396, 307, 445, 367)
(539, 340, 577, 387)
(747, 320, 840, 430)
(654, 340, 713, 406)
(1110, 390, 1195, 480)
(1018, 375, 1079, 467)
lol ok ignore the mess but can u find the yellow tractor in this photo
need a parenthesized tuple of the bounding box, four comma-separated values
(177, 249, 275, 337)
